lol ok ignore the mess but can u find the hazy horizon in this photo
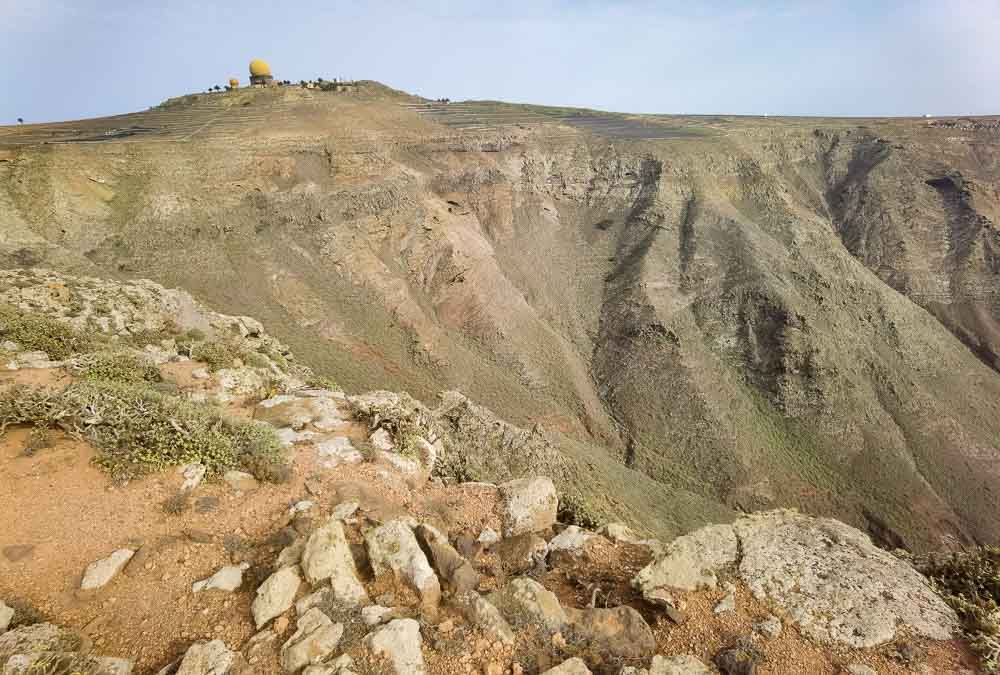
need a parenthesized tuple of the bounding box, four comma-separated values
(3, 0, 1000, 124)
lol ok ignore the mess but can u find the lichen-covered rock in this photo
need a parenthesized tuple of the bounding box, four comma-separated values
(363, 618, 425, 674)
(175, 639, 238, 675)
(633, 524, 737, 594)
(300, 518, 368, 606)
(499, 477, 558, 537)
(649, 654, 712, 675)
(81, 548, 135, 590)
(541, 657, 591, 674)
(3, 653, 132, 675)
(489, 577, 567, 632)
(365, 520, 441, 615)
(456, 592, 515, 644)
(252, 566, 302, 628)
(0, 623, 80, 661)
(280, 608, 343, 673)
(564, 605, 656, 659)
(734, 510, 958, 648)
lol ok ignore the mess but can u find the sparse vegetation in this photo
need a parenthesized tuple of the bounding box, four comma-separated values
(0, 381, 288, 482)
(161, 490, 191, 515)
(916, 547, 1000, 671)
(0, 303, 93, 359)
(22, 427, 52, 456)
(75, 350, 161, 384)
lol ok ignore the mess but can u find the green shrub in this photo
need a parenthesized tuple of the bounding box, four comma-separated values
(0, 382, 288, 483)
(76, 350, 161, 384)
(306, 374, 340, 390)
(916, 546, 1000, 671)
(191, 338, 243, 371)
(0, 304, 93, 359)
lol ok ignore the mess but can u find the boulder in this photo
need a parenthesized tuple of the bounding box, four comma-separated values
(192, 564, 248, 593)
(361, 605, 395, 626)
(300, 518, 368, 606)
(489, 577, 567, 632)
(281, 608, 343, 673)
(649, 655, 712, 675)
(3, 654, 132, 674)
(0, 601, 12, 633)
(415, 524, 480, 594)
(564, 606, 656, 660)
(541, 658, 591, 674)
(363, 618, 425, 674)
(365, 521, 441, 616)
(252, 566, 302, 629)
(633, 524, 738, 594)
(499, 477, 558, 537)
(175, 639, 237, 675)
(370, 428, 394, 451)
(547, 526, 596, 555)
(734, 510, 959, 647)
(456, 592, 515, 644)
(81, 549, 135, 590)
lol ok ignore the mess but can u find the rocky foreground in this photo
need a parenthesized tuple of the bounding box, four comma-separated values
(0, 270, 982, 674)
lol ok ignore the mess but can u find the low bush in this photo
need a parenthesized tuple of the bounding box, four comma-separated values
(0, 304, 93, 359)
(0, 381, 288, 483)
(76, 350, 161, 384)
(916, 546, 1000, 671)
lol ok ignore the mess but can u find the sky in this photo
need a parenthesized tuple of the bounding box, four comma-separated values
(2, 0, 1000, 123)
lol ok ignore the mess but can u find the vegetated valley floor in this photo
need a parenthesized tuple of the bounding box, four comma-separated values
(3, 83, 1000, 552)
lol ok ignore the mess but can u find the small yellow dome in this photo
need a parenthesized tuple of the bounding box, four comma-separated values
(249, 59, 272, 77)
(228, 78, 239, 88)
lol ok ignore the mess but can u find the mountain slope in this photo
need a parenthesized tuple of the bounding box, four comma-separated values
(2, 85, 999, 550)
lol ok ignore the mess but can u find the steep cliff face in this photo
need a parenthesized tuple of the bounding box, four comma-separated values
(2, 87, 999, 550)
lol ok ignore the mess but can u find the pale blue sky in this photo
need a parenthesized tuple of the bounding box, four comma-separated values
(3, 1, 999, 123)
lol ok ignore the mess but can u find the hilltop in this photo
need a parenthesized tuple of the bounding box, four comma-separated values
(2, 83, 1000, 556)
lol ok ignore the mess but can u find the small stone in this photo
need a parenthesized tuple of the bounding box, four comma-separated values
(330, 501, 360, 520)
(714, 593, 736, 614)
(478, 528, 500, 546)
(192, 563, 249, 593)
(370, 428, 394, 451)
(2, 545, 35, 562)
(541, 657, 591, 674)
(223, 470, 258, 492)
(81, 549, 135, 590)
(489, 577, 567, 632)
(179, 463, 207, 492)
(650, 654, 712, 674)
(0, 600, 14, 633)
(714, 645, 761, 675)
(363, 618, 425, 674)
(175, 639, 237, 675)
(754, 615, 782, 640)
(456, 592, 515, 644)
(281, 607, 344, 672)
(361, 605, 394, 626)
(289, 500, 314, 515)
(252, 566, 302, 628)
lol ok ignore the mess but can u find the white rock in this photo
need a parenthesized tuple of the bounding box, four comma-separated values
(633, 524, 738, 594)
(755, 615, 782, 639)
(300, 518, 368, 606)
(478, 528, 500, 546)
(713, 593, 735, 614)
(365, 520, 441, 614)
(289, 500, 314, 515)
(457, 592, 515, 644)
(547, 526, 595, 554)
(489, 577, 567, 631)
(316, 437, 363, 469)
(175, 639, 236, 675)
(361, 605, 394, 626)
(649, 654, 712, 674)
(363, 618, 425, 674)
(542, 657, 591, 674)
(330, 501, 360, 520)
(499, 477, 558, 537)
(180, 463, 207, 492)
(252, 566, 302, 628)
(281, 607, 343, 672)
(81, 549, 135, 590)
(0, 600, 13, 633)
(377, 450, 422, 475)
(192, 564, 249, 593)
(370, 428, 394, 451)
(191, 367, 210, 380)
(277, 538, 306, 567)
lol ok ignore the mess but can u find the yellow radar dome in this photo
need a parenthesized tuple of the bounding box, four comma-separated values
(228, 78, 239, 88)
(249, 59, 272, 77)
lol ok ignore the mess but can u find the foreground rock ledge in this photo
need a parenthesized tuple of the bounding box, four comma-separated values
(634, 509, 959, 648)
